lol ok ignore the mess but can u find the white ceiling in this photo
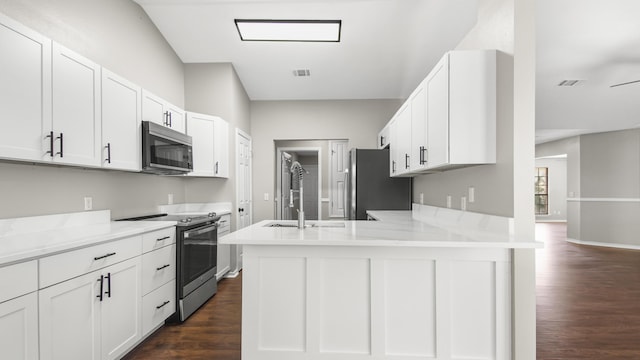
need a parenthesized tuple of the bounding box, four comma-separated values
(536, 0, 640, 143)
(133, 0, 478, 101)
(135, 0, 640, 144)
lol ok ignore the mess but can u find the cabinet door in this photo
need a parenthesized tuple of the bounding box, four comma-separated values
(186, 112, 215, 176)
(0, 13, 51, 162)
(394, 103, 412, 176)
(388, 118, 398, 176)
(166, 103, 186, 133)
(213, 117, 229, 178)
(426, 54, 450, 169)
(102, 68, 141, 171)
(410, 83, 427, 171)
(52, 42, 101, 167)
(39, 269, 101, 360)
(100, 257, 142, 360)
(141, 90, 167, 127)
(378, 123, 390, 149)
(217, 242, 231, 280)
(0, 292, 38, 360)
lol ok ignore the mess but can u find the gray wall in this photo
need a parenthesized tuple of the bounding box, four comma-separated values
(536, 129, 640, 247)
(251, 99, 403, 222)
(0, 0, 189, 219)
(412, 0, 516, 217)
(183, 63, 251, 230)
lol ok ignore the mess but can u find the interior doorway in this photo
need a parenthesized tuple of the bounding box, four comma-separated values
(275, 145, 322, 220)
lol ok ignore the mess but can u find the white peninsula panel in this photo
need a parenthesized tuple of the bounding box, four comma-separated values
(241, 245, 511, 360)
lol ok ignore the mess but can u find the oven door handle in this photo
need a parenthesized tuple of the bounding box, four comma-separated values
(183, 224, 217, 238)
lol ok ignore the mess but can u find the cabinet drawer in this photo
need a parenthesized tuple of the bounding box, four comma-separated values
(0, 260, 37, 303)
(142, 279, 176, 336)
(217, 215, 231, 234)
(142, 244, 176, 295)
(142, 227, 175, 253)
(39, 236, 142, 289)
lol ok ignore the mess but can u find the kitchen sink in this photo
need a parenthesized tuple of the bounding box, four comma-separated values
(264, 221, 346, 228)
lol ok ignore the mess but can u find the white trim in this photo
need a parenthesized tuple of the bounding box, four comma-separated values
(535, 220, 567, 223)
(275, 146, 323, 221)
(321, 198, 330, 203)
(567, 198, 640, 202)
(567, 238, 640, 251)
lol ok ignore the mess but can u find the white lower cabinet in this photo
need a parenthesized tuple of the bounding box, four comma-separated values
(39, 256, 142, 360)
(142, 279, 176, 336)
(0, 292, 38, 360)
(216, 214, 231, 280)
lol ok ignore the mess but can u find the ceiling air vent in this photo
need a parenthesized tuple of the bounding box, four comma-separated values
(293, 69, 311, 77)
(558, 80, 581, 87)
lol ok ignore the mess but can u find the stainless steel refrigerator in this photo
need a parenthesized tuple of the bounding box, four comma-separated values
(346, 148, 412, 220)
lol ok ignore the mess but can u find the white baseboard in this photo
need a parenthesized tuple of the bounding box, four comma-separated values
(535, 220, 567, 223)
(566, 238, 640, 251)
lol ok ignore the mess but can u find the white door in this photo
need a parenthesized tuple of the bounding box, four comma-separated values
(39, 270, 102, 360)
(51, 42, 101, 167)
(101, 257, 142, 360)
(236, 130, 252, 229)
(0, 293, 38, 360)
(0, 13, 51, 162)
(101, 68, 141, 171)
(329, 140, 349, 218)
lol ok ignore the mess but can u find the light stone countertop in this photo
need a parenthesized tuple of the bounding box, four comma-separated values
(219, 206, 541, 249)
(0, 210, 175, 267)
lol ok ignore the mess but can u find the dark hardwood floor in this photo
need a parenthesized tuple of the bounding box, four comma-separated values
(536, 222, 640, 359)
(123, 273, 242, 360)
(124, 223, 640, 359)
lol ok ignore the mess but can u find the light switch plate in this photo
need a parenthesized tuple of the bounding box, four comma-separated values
(264, 193, 269, 201)
(168, 193, 174, 205)
(461, 196, 467, 211)
(446, 195, 452, 208)
(468, 186, 475, 203)
(419, 193, 424, 204)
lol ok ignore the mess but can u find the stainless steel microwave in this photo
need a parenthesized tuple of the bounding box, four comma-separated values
(142, 121, 193, 175)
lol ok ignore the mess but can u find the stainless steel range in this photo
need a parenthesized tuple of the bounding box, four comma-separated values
(121, 212, 220, 322)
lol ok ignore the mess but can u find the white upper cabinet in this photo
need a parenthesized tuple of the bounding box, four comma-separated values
(101, 68, 142, 172)
(51, 42, 102, 167)
(185, 112, 229, 178)
(409, 81, 427, 171)
(186, 112, 215, 176)
(0, 13, 52, 162)
(142, 90, 185, 133)
(213, 117, 229, 178)
(392, 103, 412, 177)
(383, 49, 497, 176)
(377, 122, 390, 149)
(425, 55, 450, 169)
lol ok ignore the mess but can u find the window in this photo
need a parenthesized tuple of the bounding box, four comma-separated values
(535, 167, 548, 215)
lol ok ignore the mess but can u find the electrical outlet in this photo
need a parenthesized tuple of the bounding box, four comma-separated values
(446, 195, 452, 208)
(461, 196, 467, 211)
(468, 186, 475, 203)
(84, 197, 93, 211)
(419, 193, 424, 204)
(168, 194, 174, 205)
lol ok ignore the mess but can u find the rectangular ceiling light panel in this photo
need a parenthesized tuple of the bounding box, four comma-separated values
(235, 19, 341, 42)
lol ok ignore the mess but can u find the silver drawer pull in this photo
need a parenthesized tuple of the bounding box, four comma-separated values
(156, 236, 170, 242)
(156, 264, 170, 271)
(94, 252, 116, 261)
(156, 300, 170, 309)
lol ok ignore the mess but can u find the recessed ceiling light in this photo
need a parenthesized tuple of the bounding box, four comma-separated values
(234, 19, 341, 42)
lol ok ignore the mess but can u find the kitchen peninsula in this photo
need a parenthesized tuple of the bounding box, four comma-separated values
(220, 204, 540, 360)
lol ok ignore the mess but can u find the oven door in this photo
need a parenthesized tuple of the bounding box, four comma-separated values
(180, 223, 217, 297)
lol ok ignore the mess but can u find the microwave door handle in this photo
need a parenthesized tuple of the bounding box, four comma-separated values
(183, 225, 217, 238)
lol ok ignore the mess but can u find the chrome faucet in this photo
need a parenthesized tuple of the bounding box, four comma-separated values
(290, 161, 308, 229)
